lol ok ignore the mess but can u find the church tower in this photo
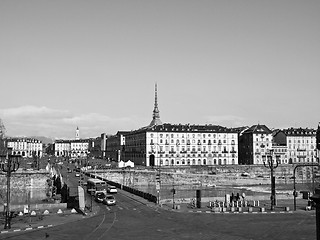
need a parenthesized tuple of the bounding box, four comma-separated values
(149, 83, 162, 127)
(75, 126, 80, 140)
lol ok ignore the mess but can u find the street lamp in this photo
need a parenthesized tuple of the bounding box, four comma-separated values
(0, 147, 20, 229)
(310, 186, 320, 240)
(262, 149, 279, 211)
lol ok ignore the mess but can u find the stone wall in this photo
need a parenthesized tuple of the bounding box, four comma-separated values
(96, 164, 315, 187)
(0, 172, 49, 204)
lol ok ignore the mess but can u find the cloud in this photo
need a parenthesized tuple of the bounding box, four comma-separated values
(0, 106, 139, 139)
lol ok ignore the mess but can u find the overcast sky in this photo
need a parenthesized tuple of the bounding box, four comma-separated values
(0, 0, 319, 139)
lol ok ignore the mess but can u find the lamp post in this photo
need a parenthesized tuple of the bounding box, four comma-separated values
(310, 186, 320, 240)
(0, 147, 20, 229)
(262, 149, 279, 211)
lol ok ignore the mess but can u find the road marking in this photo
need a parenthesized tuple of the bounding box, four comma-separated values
(118, 206, 123, 210)
(106, 206, 111, 211)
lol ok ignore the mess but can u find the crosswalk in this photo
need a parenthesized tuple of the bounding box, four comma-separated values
(105, 205, 130, 211)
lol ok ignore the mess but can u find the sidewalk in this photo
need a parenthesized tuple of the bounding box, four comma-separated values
(0, 205, 99, 235)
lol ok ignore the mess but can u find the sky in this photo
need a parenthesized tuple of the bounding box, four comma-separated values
(0, 0, 319, 139)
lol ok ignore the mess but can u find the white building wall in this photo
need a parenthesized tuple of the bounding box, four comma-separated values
(146, 131, 238, 167)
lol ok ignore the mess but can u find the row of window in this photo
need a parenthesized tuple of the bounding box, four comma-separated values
(155, 153, 237, 158)
(152, 145, 236, 152)
(158, 158, 236, 166)
(150, 133, 236, 139)
(288, 145, 315, 150)
(151, 139, 236, 145)
(288, 139, 315, 144)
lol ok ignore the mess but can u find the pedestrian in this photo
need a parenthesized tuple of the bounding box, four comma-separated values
(241, 192, 246, 200)
(231, 192, 235, 202)
(236, 193, 240, 201)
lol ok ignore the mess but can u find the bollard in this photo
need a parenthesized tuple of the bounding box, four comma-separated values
(43, 210, 50, 215)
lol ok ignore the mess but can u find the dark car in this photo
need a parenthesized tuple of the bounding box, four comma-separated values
(95, 192, 106, 203)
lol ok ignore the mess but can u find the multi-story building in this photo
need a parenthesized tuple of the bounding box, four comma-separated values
(271, 129, 288, 164)
(54, 127, 89, 158)
(6, 137, 43, 158)
(105, 131, 129, 161)
(124, 123, 239, 167)
(238, 124, 273, 165)
(317, 123, 320, 160)
(282, 127, 317, 164)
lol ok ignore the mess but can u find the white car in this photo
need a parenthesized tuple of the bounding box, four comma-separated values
(103, 195, 116, 206)
(107, 186, 117, 194)
(75, 173, 80, 177)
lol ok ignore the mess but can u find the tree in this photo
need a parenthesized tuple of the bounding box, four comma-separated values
(0, 118, 6, 154)
(317, 122, 320, 150)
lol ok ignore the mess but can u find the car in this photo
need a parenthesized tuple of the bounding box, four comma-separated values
(75, 173, 80, 177)
(103, 195, 116, 206)
(107, 186, 117, 194)
(95, 192, 106, 203)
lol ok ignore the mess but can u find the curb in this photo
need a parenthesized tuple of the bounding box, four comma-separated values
(0, 208, 93, 235)
(0, 224, 53, 234)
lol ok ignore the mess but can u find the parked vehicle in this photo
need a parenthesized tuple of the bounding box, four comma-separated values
(107, 186, 117, 194)
(103, 195, 116, 206)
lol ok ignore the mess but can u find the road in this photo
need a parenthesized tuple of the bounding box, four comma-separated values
(2, 188, 316, 240)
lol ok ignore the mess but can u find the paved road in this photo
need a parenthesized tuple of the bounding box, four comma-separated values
(2, 188, 316, 240)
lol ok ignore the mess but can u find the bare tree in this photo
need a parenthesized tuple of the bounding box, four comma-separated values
(0, 118, 6, 150)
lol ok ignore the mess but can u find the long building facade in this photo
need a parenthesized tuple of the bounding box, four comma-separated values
(6, 137, 43, 158)
(124, 124, 239, 167)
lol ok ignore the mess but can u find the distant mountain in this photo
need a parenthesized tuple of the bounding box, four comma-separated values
(30, 136, 54, 144)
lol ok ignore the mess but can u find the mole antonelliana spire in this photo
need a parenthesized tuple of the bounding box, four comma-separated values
(149, 83, 162, 127)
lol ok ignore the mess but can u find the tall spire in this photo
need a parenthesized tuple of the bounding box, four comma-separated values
(75, 126, 80, 140)
(149, 83, 162, 126)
